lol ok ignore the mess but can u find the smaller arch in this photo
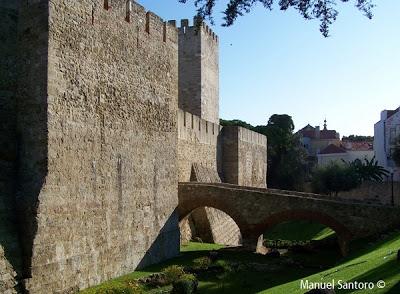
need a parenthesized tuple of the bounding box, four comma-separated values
(254, 209, 353, 256)
(178, 200, 247, 234)
(179, 206, 242, 246)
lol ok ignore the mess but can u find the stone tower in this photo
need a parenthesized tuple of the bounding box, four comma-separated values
(178, 18, 219, 124)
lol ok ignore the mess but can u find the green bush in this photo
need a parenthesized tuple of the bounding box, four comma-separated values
(312, 158, 389, 196)
(192, 257, 212, 270)
(172, 274, 198, 294)
(162, 265, 185, 284)
(213, 260, 232, 273)
(311, 162, 360, 195)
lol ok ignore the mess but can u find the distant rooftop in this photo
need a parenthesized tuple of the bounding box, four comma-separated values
(319, 144, 347, 155)
(342, 141, 373, 151)
(298, 121, 339, 140)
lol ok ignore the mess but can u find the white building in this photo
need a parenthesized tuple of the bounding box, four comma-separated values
(374, 107, 400, 181)
(317, 142, 374, 167)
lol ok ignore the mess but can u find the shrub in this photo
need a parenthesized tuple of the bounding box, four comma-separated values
(213, 260, 232, 273)
(162, 265, 186, 284)
(192, 257, 212, 270)
(172, 274, 198, 294)
(311, 162, 359, 196)
(312, 158, 389, 196)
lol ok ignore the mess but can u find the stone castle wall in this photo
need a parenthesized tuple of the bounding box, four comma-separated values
(177, 111, 266, 246)
(15, 1, 179, 292)
(178, 109, 222, 182)
(200, 23, 219, 124)
(337, 182, 400, 206)
(178, 20, 219, 124)
(0, 246, 17, 294)
(0, 2, 22, 293)
(0, 1, 267, 292)
(222, 126, 268, 187)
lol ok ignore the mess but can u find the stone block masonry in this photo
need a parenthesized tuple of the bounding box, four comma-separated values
(13, 1, 179, 292)
(178, 109, 223, 182)
(222, 126, 268, 188)
(0, 2, 22, 293)
(178, 18, 219, 124)
(0, 246, 17, 294)
(177, 110, 267, 246)
(0, 0, 268, 292)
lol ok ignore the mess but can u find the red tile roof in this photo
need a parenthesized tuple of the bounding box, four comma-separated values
(320, 130, 338, 140)
(319, 144, 347, 155)
(298, 124, 338, 140)
(342, 141, 373, 151)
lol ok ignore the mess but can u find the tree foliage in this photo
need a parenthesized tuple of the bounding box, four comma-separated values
(342, 135, 373, 142)
(344, 157, 389, 182)
(179, 0, 375, 37)
(312, 157, 388, 195)
(220, 119, 255, 130)
(220, 114, 307, 190)
(312, 162, 359, 196)
(258, 114, 307, 190)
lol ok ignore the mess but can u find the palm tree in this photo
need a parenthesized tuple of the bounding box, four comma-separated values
(345, 157, 389, 183)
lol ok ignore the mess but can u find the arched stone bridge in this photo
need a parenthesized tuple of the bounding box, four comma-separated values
(178, 182, 400, 255)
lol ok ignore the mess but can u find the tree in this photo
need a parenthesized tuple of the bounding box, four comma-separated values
(311, 157, 388, 196)
(260, 114, 307, 190)
(344, 157, 389, 182)
(311, 163, 360, 196)
(220, 119, 255, 130)
(179, 0, 375, 37)
(342, 135, 373, 142)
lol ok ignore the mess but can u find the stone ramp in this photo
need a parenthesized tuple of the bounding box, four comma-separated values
(190, 163, 222, 183)
(181, 164, 241, 246)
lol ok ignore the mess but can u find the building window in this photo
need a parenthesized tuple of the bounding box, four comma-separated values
(390, 128, 397, 144)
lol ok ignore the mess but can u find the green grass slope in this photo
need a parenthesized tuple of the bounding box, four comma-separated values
(266, 231, 400, 294)
(80, 231, 400, 294)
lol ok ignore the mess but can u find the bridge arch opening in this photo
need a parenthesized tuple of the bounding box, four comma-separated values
(179, 206, 242, 247)
(253, 210, 353, 256)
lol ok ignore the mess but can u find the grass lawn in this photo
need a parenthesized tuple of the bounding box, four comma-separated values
(264, 220, 335, 241)
(80, 230, 400, 294)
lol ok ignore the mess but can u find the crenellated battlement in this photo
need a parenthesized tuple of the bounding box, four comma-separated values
(172, 17, 218, 42)
(178, 109, 222, 146)
(92, 0, 178, 44)
(237, 126, 268, 147)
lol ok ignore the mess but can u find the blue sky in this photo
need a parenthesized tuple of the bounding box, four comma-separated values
(138, 0, 400, 136)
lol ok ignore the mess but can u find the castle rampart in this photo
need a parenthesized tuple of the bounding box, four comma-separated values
(222, 126, 268, 188)
(9, 1, 180, 292)
(0, 1, 267, 292)
(178, 109, 223, 183)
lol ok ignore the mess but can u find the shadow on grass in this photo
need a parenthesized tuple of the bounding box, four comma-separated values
(333, 259, 400, 294)
(387, 281, 400, 293)
(336, 230, 400, 266)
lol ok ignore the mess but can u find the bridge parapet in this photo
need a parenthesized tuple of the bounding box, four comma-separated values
(178, 182, 400, 255)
